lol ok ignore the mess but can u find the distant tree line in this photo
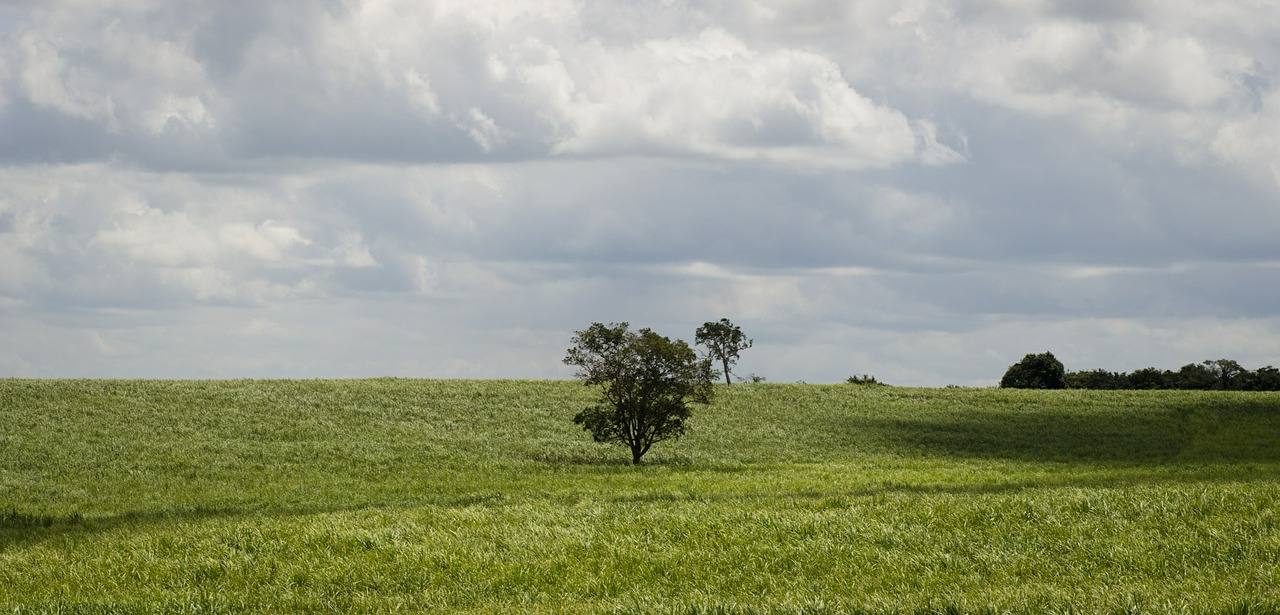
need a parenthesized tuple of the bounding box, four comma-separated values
(1001, 352, 1280, 391)
(1064, 360, 1280, 391)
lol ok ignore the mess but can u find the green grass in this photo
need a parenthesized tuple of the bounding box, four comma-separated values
(2, 379, 1279, 613)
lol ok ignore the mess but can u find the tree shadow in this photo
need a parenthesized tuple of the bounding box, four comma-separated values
(528, 449, 698, 467)
(852, 394, 1280, 464)
(527, 450, 636, 466)
(0, 490, 544, 553)
(0, 505, 243, 552)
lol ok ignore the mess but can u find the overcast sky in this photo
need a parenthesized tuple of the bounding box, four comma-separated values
(2, 0, 1278, 385)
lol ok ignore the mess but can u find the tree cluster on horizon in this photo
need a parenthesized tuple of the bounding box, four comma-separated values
(1063, 359, 1280, 391)
(1001, 352, 1280, 391)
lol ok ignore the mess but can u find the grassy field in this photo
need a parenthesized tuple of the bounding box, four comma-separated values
(1, 379, 1278, 614)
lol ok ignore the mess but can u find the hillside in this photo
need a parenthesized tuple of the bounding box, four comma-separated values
(2, 379, 1278, 613)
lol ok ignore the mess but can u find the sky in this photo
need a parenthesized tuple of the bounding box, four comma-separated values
(1, 0, 1278, 386)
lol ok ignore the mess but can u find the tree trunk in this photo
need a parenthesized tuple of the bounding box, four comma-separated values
(722, 358, 731, 385)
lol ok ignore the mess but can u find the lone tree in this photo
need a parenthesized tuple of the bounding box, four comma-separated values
(1000, 351, 1065, 389)
(695, 318, 753, 385)
(564, 322, 716, 464)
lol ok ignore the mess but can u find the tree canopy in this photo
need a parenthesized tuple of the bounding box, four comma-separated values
(564, 322, 716, 464)
(1000, 352, 1066, 389)
(695, 318, 753, 385)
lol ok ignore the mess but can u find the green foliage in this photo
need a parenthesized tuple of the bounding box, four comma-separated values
(1000, 352, 1066, 389)
(696, 318, 753, 385)
(1126, 367, 1170, 389)
(2, 379, 1280, 613)
(1063, 369, 1127, 390)
(1204, 359, 1248, 389)
(1245, 366, 1280, 391)
(845, 374, 886, 386)
(565, 322, 716, 464)
(1064, 360, 1280, 391)
(1178, 362, 1219, 390)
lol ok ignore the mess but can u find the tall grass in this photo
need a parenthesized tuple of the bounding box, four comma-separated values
(1, 379, 1278, 613)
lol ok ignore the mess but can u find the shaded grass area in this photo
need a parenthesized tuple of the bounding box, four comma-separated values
(1, 379, 1279, 613)
(851, 388, 1280, 462)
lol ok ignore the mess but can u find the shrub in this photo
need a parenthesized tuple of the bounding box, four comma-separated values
(845, 374, 886, 386)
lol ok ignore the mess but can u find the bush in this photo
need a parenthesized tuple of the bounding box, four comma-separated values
(845, 374, 886, 386)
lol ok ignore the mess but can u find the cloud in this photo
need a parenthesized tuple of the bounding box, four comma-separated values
(1, 0, 1278, 385)
(545, 27, 950, 168)
(1213, 88, 1280, 187)
(0, 165, 374, 308)
(962, 22, 1248, 114)
(0, 0, 958, 169)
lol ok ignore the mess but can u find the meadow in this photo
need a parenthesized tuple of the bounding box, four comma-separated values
(1, 379, 1278, 614)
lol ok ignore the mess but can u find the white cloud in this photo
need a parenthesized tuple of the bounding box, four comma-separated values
(159, 266, 315, 304)
(453, 107, 505, 152)
(17, 29, 119, 125)
(960, 20, 1251, 116)
(91, 208, 310, 268)
(332, 232, 378, 268)
(92, 208, 218, 267)
(0, 165, 352, 307)
(672, 262, 811, 321)
(544, 27, 949, 168)
(411, 256, 438, 295)
(0, 0, 961, 169)
(145, 94, 215, 135)
(16, 6, 218, 133)
(216, 220, 310, 263)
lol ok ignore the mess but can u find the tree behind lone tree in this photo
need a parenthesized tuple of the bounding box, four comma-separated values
(564, 322, 716, 464)
(695, 318, 753, 385)
(1000, 352, 1066, 389)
